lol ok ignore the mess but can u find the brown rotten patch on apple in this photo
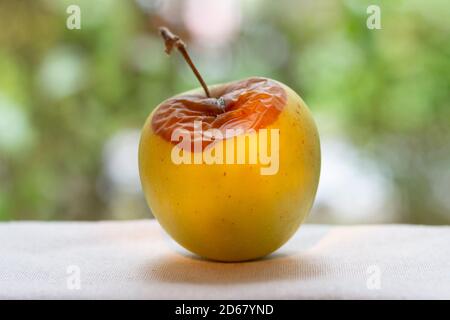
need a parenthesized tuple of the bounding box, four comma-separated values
(152, 27, 286, 151)
(152, 77, 286, 150)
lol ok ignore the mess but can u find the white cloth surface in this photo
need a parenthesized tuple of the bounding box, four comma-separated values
(0, 220, 449, 299)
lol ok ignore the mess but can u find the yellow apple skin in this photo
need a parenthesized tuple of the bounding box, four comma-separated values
(139, 78, 320, 262)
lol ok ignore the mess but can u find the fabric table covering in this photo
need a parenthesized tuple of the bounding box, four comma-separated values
(0, 220, 449, 299)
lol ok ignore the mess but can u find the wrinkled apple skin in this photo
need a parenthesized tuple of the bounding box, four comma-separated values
(139, 78, 320, 262)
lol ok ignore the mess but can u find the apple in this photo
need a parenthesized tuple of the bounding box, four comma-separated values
(138, 27, 320, 261)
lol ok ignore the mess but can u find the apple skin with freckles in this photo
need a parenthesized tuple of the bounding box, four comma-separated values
(139, 77, 321, 262)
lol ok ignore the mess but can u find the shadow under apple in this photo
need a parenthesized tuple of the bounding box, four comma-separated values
(146, 227, 330, 284)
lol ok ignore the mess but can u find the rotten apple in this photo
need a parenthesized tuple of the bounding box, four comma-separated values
(138, 27, 320, 262)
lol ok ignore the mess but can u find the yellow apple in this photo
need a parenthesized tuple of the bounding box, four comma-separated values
(139, 76, 320, 261)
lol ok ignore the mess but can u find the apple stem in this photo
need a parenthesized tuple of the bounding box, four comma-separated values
(159, 27, 211, 98)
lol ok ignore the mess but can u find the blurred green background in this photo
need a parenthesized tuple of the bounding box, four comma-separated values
(0, 0, 449, 224)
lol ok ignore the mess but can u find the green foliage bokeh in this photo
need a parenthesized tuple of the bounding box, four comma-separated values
(0, 0, 449, 223)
